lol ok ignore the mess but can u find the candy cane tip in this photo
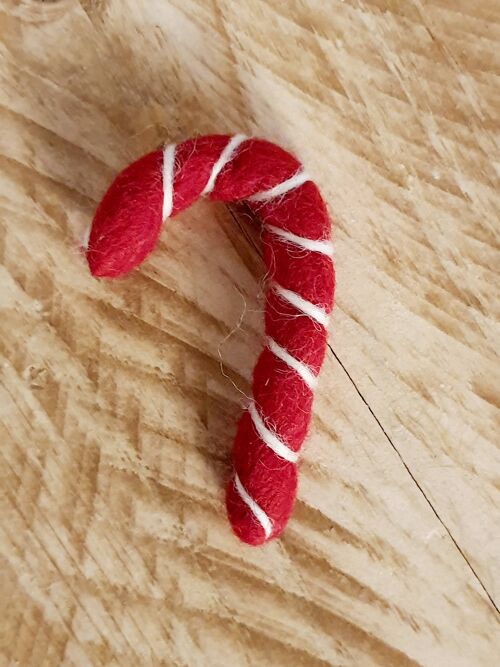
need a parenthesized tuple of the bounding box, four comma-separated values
(87, 149, 165, 278)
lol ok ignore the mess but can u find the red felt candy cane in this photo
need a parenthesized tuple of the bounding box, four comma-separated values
(86, 135, 335, 545)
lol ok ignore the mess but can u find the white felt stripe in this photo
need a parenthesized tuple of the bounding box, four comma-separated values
(266, 224, 334, 257)
(247, 170, 310, 203)
(267, 337, 317, 391)
(234, 472, 272, 539)
(248, 400, 298, 463)
(272, 283, 330, 327)
(162, 143, 176, 220)
(202, 134, 247, 196)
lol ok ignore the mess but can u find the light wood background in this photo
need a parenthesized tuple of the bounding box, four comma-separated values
(1, 1, 499, 665)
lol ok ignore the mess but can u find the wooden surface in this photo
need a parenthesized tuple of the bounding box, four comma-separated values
(1, 1, 499, 665)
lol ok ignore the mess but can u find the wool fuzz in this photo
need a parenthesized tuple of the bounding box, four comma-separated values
(86, 134, 335, 545)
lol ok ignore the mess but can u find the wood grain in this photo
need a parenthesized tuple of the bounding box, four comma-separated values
(0, 1, 499, 665)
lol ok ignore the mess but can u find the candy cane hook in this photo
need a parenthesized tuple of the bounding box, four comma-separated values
(86, 135, 335, 545)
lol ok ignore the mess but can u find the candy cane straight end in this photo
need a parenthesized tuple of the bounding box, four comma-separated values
(85, 134, 335, 545)
(226, 465, 297, 546)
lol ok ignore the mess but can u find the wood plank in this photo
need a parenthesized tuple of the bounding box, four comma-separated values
(0, 1, 498, 665)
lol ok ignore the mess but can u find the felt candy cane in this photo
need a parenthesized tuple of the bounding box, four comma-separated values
(86, 135, 335, 545)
